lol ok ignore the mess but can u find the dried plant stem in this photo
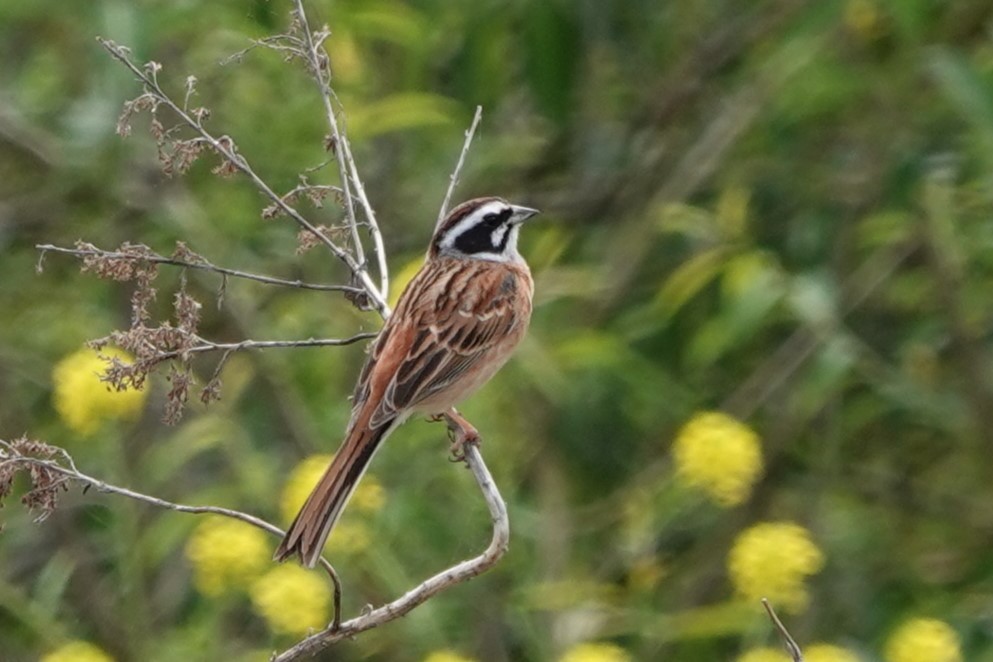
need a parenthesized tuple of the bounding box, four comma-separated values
(35, 243, 362, 294)
(437, 105, 483, 229)
(290, 0, 390, 307)
(0, 449, 343, 628)
(272, 442, 508, 661)
(762, 599, 804, 662)
(97, 37, 388, 316)
(150, 333, 377, 363)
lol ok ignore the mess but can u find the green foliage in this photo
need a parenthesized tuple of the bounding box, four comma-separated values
(3, 0, 993, 660)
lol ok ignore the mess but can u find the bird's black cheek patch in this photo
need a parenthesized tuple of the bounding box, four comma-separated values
(454, 223, 510, 255)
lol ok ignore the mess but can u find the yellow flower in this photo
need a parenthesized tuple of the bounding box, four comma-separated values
(727, 521, 824, 612)
(325, 519, 372, 555)
(279, 454, 383, 556)
(423, 652, 478, 662)
(672, 411, 763, 506)
(41, 641, 114, 662)
(250, 565, 331, 635)
(737, 649, 788, 662)
(885, 618, 962, 662)
(52, 348, 147, 436)
(559, 642, 632, 662)
(185, 517, 270, 597)
(351, 478, 386, 513)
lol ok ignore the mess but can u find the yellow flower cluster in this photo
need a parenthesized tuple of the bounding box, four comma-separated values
(41, 641, 114, 662)
(52, 348, 147, 436)
(672, 411, 763, 506)
(184, 514, 334, 635)
(279, 454, 386, 555)
(423, 651, 478, 662)
(738, 644, 859, 662)
(885, 618, 962, 662)
(249, 565, 331, 635)
(559, 642, 632, 662)
(184, 517, 270, 596)
(727, 521, 824, 612)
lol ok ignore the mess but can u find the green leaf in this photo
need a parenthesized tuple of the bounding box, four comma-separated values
(346, 92, 457, 139)
(523, 0, 579, 124)
(929, 49, 993, 162)
(655, 247, 729, 317)
(349, 1, 429, 49)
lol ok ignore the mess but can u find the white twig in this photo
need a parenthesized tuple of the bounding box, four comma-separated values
(271, 442, 508, 662)
(437, 105, 483, 229)
(290, 1, 391, 312)
(341, 135, 390, 304)
(290, 3, 363, 268)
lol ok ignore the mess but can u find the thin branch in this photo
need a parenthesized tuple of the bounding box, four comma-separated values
(0, 448, 343, 628)
(272, 442, 508, 661)
(437, 105, 483, 229)
(97, 37, 389, 316)
(139, 333, 377, 364)
(289, 5, 363, 267)
(289, 1, 391, 311)
(35, 243, 362, 294)
(341, 135, 390, 304)
(762, 599, 804, 662)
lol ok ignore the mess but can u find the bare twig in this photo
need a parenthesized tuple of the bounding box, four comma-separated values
(0, 443, 343, 627)
(289, 0, 391, 309)
(144, 333, 377, 363)
(97, 37, 389, 315)
(762, 599, 804, 662)
(272, 442, 508, 661)
(35, 243, 362, 294)
(437, 105, 483, 229)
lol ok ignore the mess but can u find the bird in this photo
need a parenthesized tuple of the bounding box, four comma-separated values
(274, 197, 539, 568)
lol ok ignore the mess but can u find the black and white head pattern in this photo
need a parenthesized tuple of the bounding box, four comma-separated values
(432, 197, 538, 263)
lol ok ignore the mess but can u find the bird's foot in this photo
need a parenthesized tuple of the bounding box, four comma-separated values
(442, 408, 481, 464)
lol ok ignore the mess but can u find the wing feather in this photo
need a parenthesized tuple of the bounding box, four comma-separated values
(353, 259, 526, 429)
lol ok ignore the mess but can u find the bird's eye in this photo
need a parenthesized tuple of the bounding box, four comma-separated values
(482, 213, 501, 227)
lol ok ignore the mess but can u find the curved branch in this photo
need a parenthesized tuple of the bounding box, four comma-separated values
(272, 442, 508, 661)
(0, 446, 343, 627)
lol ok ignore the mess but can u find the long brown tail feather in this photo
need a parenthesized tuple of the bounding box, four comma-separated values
(273, 419, 395, 568)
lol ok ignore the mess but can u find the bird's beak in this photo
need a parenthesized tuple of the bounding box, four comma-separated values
(509, 205, 540, 224)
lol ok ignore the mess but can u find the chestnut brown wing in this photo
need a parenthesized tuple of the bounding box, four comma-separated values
(348, 260, 527, 430)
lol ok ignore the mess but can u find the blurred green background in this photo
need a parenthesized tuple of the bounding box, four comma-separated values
(2, 0, 993, 660)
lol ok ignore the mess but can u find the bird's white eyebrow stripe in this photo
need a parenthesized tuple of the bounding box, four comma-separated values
(439, 201, 509, 248)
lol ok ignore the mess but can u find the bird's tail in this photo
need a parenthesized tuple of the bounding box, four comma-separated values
(273, 420, 395, 568)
